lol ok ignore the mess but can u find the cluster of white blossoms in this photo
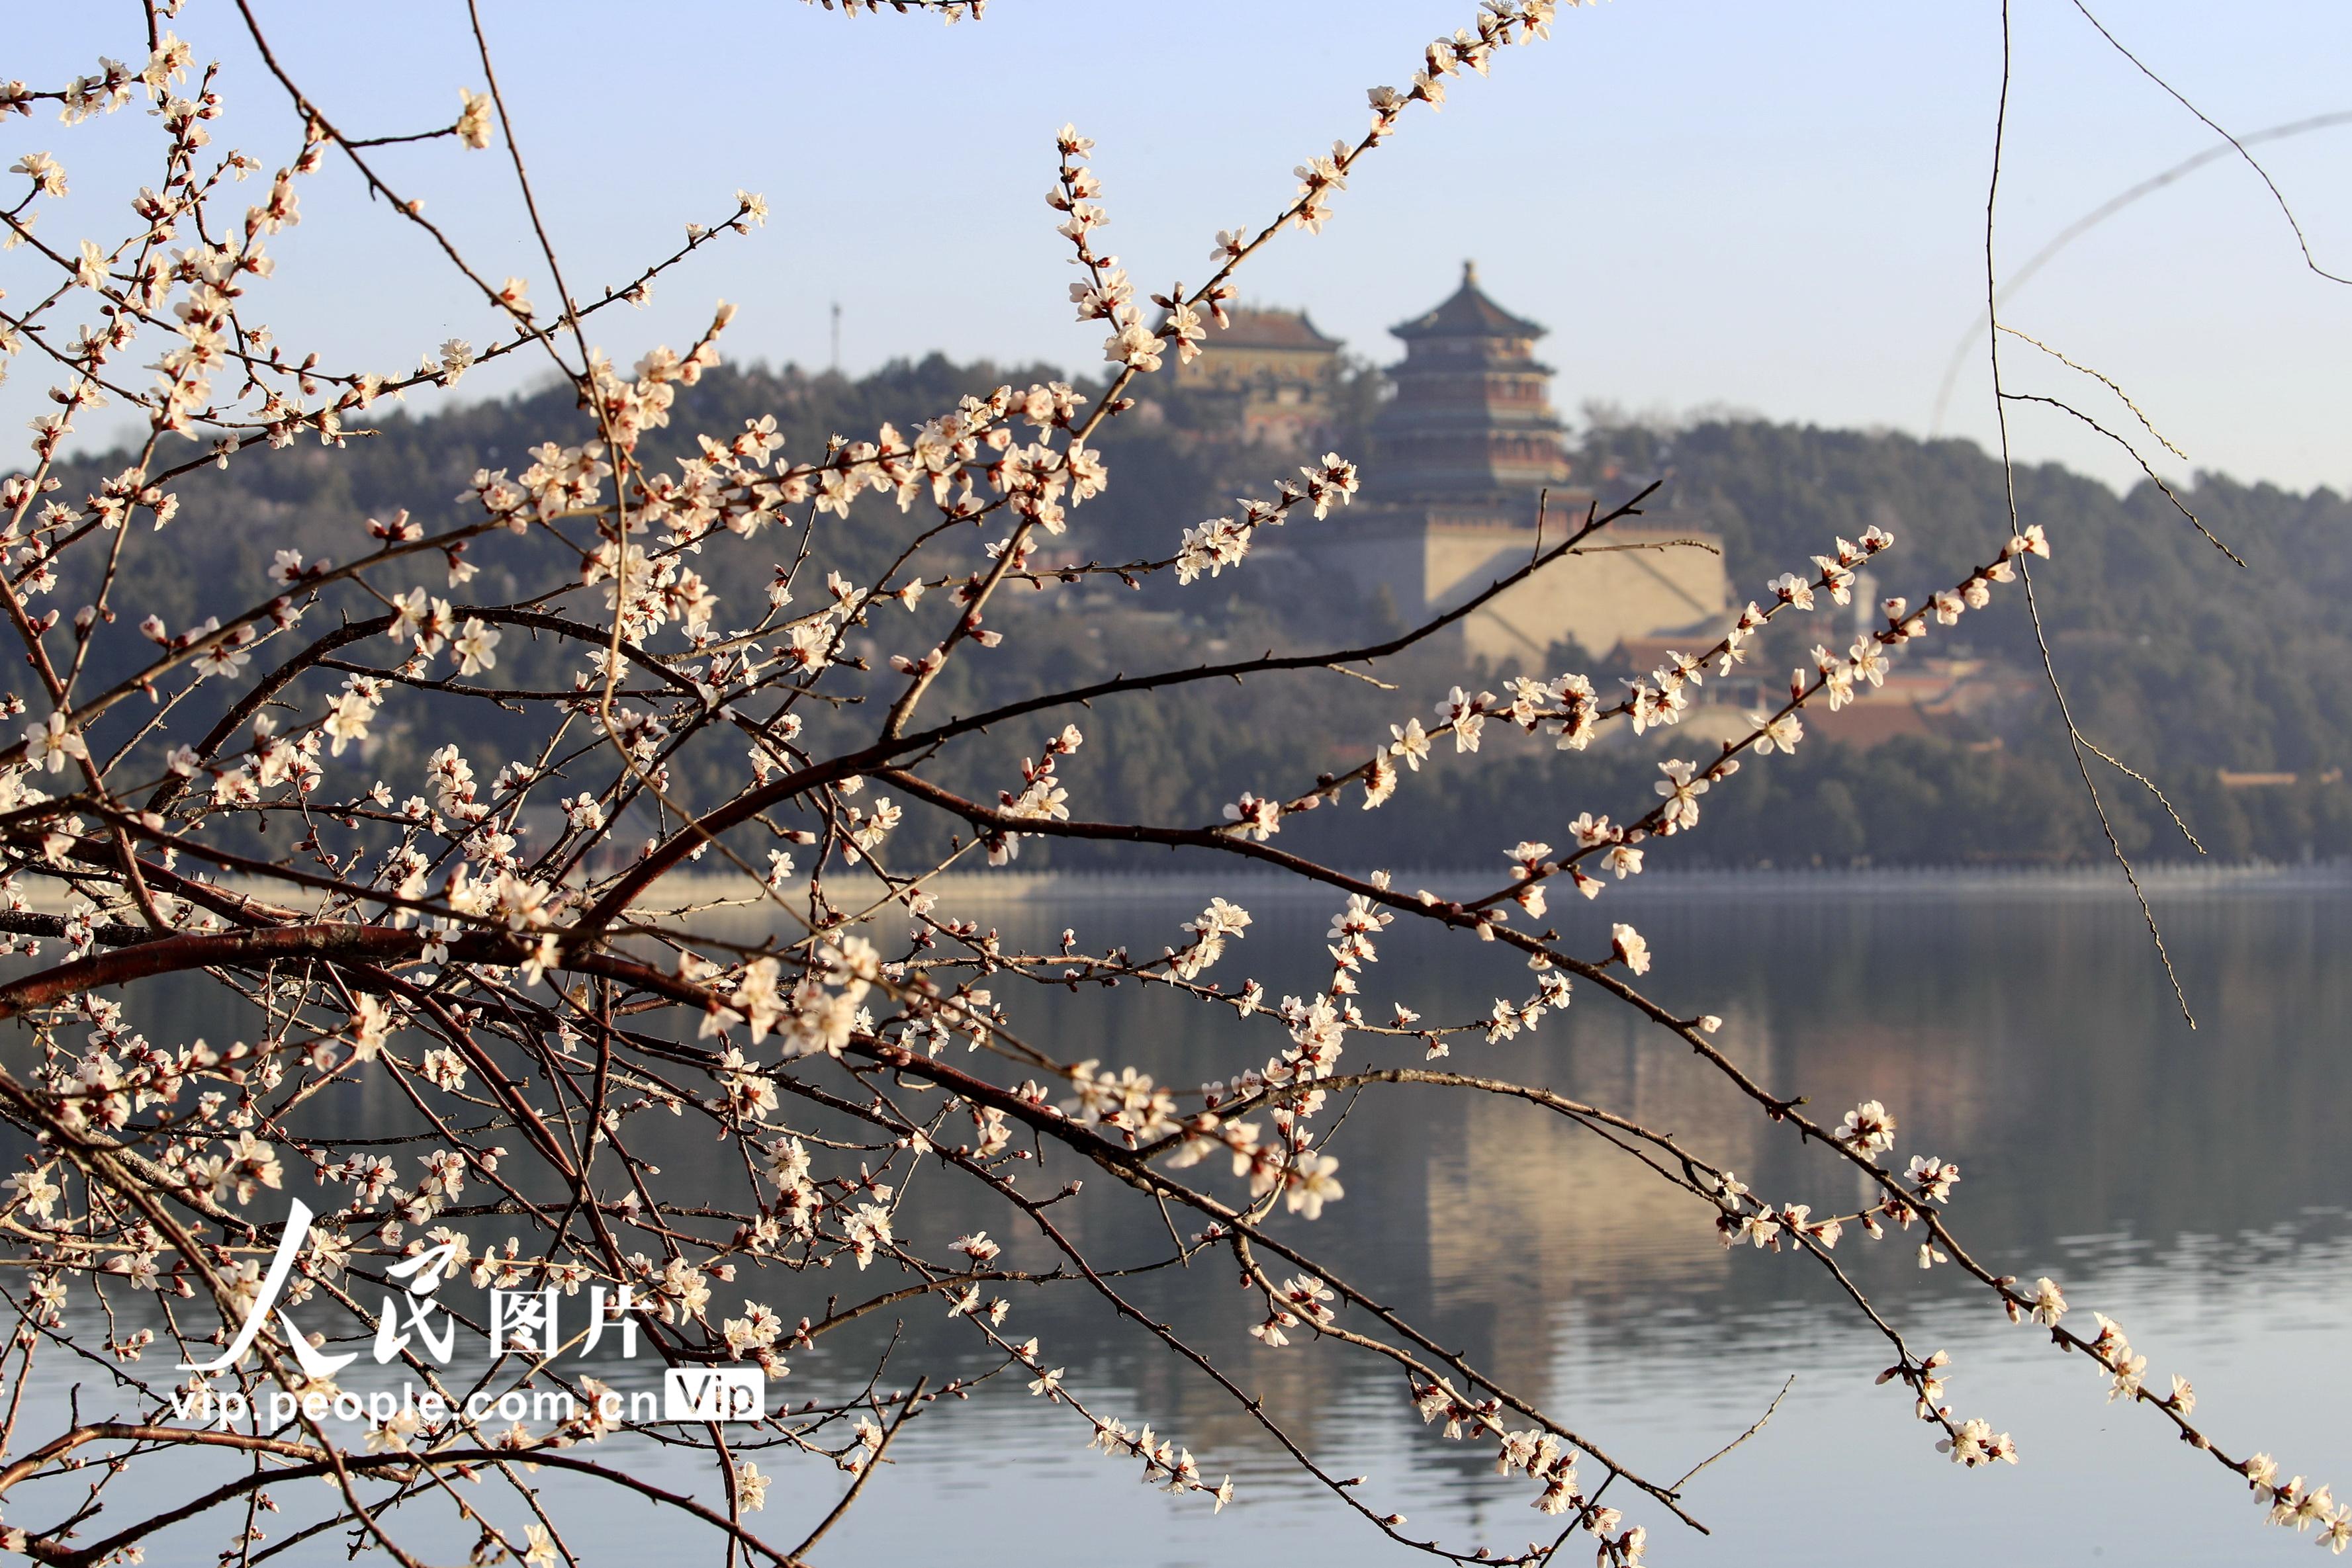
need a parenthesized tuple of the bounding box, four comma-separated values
(1212, 523, 1910, 861)
(1075, 0, 1565, 384)
(0, 6, 2303, 1568)
(2247, 1455, 2352, 1552)
(1408, 1374, 1643, 1557)
(979, 723, 1083, 861)
(1170, 896, 1252, 982)
(799, 0, 989, 23)
(1174, 453, 1359, 585)
(696, 934, 880, 1059)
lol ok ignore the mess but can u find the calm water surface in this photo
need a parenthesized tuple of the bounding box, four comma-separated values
(13, 879, 2350, 1565)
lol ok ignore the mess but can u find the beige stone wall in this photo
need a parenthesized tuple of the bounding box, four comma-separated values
(1312, 509, 1732, 668)
(1424, 522, 1733, 667)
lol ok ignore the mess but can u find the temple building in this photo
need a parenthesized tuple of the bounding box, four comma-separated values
(1308, 264, 1731, 669)
(1169, 306, 1343, 447)
(1366, 261, 1572, 502)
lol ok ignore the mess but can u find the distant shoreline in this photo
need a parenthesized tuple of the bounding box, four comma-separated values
(23, 860, 2341, 920)
(639, 858, 2352, 909)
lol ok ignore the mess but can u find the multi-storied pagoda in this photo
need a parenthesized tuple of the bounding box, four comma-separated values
(1365, 260, 1572, 504)
(1310, 264, 1730, 668)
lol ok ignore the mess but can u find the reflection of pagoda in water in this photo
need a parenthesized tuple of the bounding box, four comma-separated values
(1308, 263, 1731, 669)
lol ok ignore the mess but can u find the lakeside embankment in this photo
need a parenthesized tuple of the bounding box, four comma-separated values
(843, 859, 2352, 904)
(21, 859, 2345, 920)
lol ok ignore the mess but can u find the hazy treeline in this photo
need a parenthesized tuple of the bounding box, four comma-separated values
(43, 355, 2352, 869)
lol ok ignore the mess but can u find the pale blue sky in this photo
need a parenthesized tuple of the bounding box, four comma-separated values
(15, 1, 2352, 492)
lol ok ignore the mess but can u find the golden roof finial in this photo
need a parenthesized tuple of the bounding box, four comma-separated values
(1463, 258, 1478, 286)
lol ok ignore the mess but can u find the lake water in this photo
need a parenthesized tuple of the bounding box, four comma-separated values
(9, 875, 2349, 1565)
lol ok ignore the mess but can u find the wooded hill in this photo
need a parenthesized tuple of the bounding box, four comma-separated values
(32, 355, 2352, 870)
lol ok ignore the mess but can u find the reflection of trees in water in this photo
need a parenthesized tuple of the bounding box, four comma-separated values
(891, 888, 2352, 1479)
(26, 890, 2343, 1520)
(780, 887, 2350, 1501)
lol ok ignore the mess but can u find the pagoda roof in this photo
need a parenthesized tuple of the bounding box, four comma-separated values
(1214, 307, 1345, 351)
(1390, 261, 1547, 341)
